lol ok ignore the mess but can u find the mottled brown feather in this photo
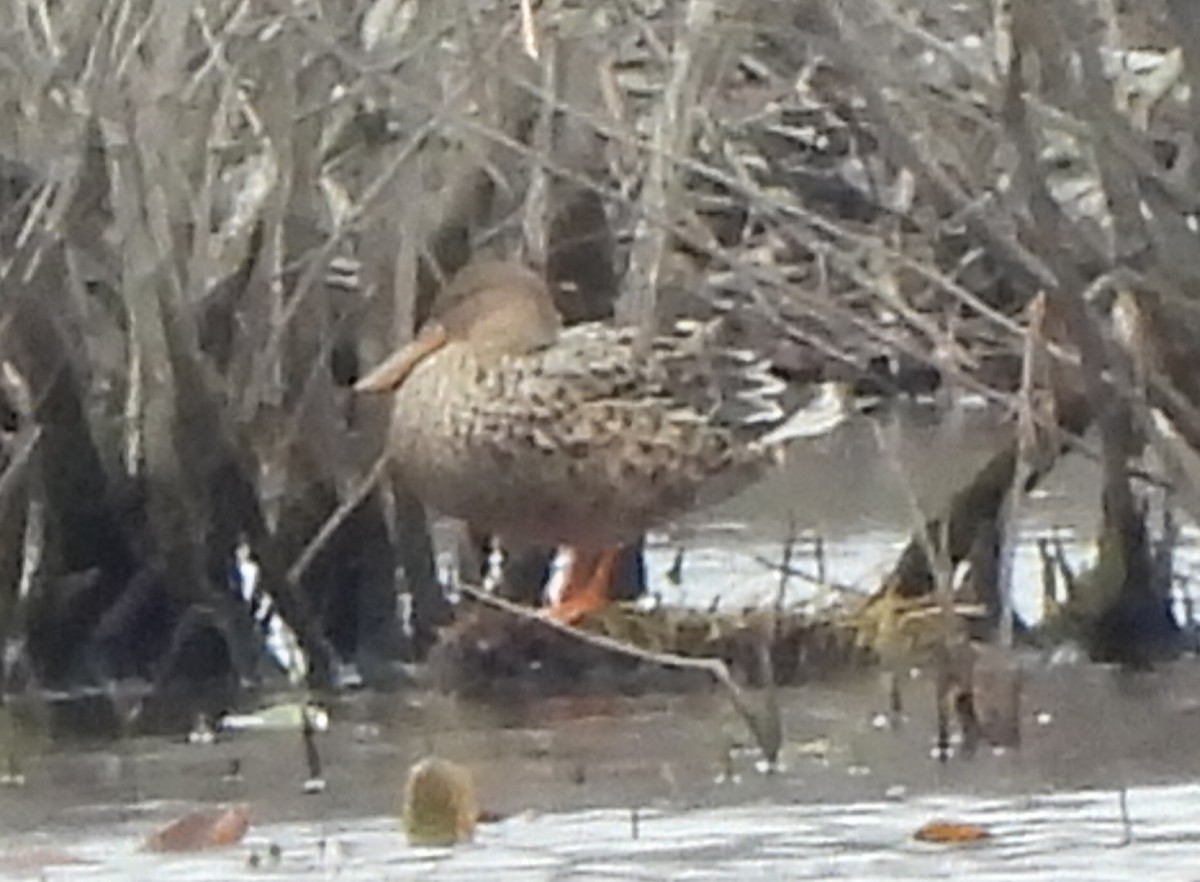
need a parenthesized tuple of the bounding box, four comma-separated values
(367, 261, 844, 549)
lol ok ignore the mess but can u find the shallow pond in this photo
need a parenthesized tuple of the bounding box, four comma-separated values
(8, 660, 1200, 879)
(624, 401, 1194, 628)
(5, 403, 1200, 879)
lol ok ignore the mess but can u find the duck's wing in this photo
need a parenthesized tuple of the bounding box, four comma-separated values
(515, 320, 794, 434)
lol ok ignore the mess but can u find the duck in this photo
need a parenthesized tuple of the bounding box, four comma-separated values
(355, 260, 849, 622)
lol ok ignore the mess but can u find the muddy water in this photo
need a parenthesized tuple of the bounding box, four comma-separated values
(647, 402, 1192, 623)
(9, 662, 1200, 879)
(6, 403, 1200, 879)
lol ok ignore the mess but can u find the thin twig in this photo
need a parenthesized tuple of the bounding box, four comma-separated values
(870, 415, 965, 759)
(621, 0, 717, 337)
(0, 426, 39, 508)
(520, 2, 555, 268)
(751, 555, 864, 597)
(1117, 784, 1132, 846)
(456, 583, 782, 764)
(996, 295, 1049, 647)
(519, 0, 540, 60)
(773, 514, 797, 622)
(286, 456, 390, 587)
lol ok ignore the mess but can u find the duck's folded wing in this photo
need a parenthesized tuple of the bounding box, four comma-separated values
(507, 321, 793, 432)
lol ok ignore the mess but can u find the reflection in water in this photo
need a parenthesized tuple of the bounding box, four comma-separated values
(649, 405, 1198, 627)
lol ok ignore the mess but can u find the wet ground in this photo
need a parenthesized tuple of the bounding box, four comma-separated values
(8, 660, 1200, 879)
(6, 403, 1200, 878)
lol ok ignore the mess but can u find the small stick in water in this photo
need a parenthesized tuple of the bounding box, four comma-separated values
(302, 705, 326, 794)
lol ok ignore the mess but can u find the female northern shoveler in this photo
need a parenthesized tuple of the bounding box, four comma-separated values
(355, 260, 848, 622)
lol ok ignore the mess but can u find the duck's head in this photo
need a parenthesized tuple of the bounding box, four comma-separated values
(355, 260, 561, 393)
(432, 261, 561, 355)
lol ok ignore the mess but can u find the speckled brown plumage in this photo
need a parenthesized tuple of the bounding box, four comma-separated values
(356, 260, 847, 618)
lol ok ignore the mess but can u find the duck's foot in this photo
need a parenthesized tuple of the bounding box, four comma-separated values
(545, 547, 619, 624)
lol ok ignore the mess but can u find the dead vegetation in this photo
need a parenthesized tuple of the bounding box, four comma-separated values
(0, 0, 1198, 735)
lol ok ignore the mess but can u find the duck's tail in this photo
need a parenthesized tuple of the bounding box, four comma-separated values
(755, 381, 851, 447)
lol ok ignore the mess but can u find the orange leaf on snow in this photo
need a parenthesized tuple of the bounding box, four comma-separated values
(913, 819, 991, 844)
(143, 804, 251, 853)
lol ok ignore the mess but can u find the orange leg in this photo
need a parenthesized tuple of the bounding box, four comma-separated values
(546, 547, 620, 624)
